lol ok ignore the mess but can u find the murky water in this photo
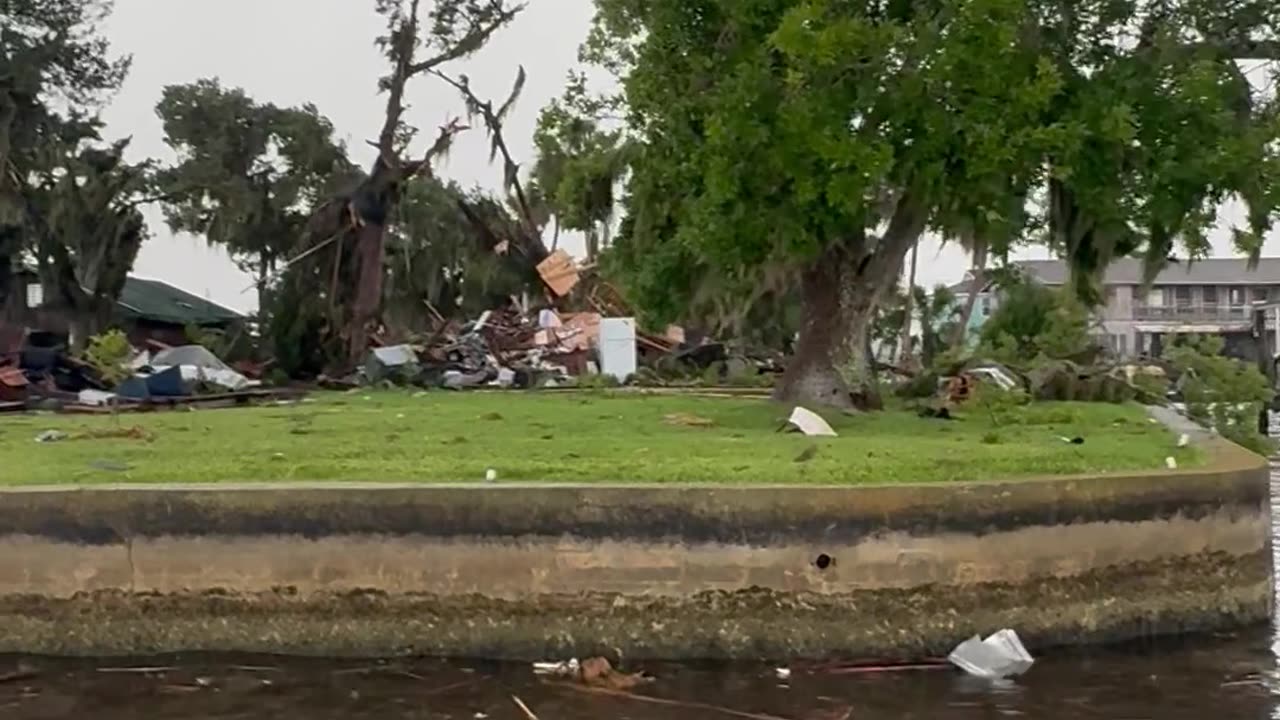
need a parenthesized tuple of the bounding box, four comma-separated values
(4, 472, 1280, 719)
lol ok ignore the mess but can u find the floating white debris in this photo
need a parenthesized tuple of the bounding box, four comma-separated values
(774, 667, 792, 681)
(788, 407, 838, 437)
(1177, 433, 1190, 448)
(1166, 456, 1178, 470)
(533, 659, 579, 677)
(947, 629, 1035, 679)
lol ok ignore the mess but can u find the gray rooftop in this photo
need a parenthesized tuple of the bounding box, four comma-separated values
(1015, 258, 1280, 286)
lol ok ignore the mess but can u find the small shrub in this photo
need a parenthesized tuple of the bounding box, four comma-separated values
(266, 368, 291, 388)
(972, 385, 1030, 427)
(981, 431, 1002, 445)
(82, 329, 133, 385)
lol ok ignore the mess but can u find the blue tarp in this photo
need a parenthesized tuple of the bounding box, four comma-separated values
(116, 365, 188, 399)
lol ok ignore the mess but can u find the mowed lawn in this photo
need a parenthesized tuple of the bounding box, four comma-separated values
(0, 391, 1197, 485)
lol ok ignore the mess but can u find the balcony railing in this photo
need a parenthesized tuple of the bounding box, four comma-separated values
(1133, 304, 1253, 323)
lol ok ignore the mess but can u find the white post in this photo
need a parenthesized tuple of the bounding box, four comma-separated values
(1272, 307, 1278, 357)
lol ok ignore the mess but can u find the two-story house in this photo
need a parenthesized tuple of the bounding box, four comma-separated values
(999, 258, 1280, 359)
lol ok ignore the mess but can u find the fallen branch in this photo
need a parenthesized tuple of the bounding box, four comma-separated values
(554, 683, 794, 720)
(819, 661, 950, 675)
(0, 667, 37, 684)
(511, 694, 539, 720)
(96, 666, 173, 674)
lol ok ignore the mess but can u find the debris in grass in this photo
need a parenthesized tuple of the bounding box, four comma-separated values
(1177, 433, 1190, 448)
(786, 406, 837, 437)
(919, 406, 953, 420)
(77, 425, 155, 442)
(1166, 456, 1178, 469)
(663, 412, 716, 427)
(34, 430, 67, 443)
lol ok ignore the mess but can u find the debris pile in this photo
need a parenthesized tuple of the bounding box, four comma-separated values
(0, 327, 290, 414)
(349, 296, 708, 390)
(357, 305, 603, 390)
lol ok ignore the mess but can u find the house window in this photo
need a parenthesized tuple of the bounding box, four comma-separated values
(1230, 287, 1248, 306)
(1173, 286, 1192, 306)
(25, 283, 43, 309)
(1202, 286, 1218, 306)
(1253, 287, 1269, 303)
(980, 296, 991, 315)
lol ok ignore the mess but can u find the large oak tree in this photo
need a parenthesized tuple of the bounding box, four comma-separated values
(592, 0, 1280, 408)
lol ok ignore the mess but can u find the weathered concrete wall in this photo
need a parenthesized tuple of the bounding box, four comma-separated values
(0, 439, 1270, 660)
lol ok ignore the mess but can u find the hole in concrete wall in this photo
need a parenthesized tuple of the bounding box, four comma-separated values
(814, 553, 833, 570)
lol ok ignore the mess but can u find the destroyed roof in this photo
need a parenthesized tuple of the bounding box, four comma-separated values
(1015, 258, 1280, 286)
(117, 277, 244, 326)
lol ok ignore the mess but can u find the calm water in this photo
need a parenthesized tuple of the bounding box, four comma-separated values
(4, 473, 1280, 719)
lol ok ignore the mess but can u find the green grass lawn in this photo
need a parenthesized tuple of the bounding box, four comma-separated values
(0, 391, 1197, 485)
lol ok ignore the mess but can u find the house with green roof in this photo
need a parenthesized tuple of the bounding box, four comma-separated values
(2, 268, 244, 349)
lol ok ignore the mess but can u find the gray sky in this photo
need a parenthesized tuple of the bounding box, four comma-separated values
(100, 1, 1274, 313)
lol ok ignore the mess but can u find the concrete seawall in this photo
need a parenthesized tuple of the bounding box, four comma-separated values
(0, 439, 1270, 660)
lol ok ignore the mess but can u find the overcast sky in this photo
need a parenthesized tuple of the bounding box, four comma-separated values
(100, 0, 1274, 313)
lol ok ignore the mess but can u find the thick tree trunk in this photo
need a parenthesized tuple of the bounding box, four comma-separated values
(774, 247, 896, 410)
(774, 194, 928, 410)
(950, 240, 988, 349)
